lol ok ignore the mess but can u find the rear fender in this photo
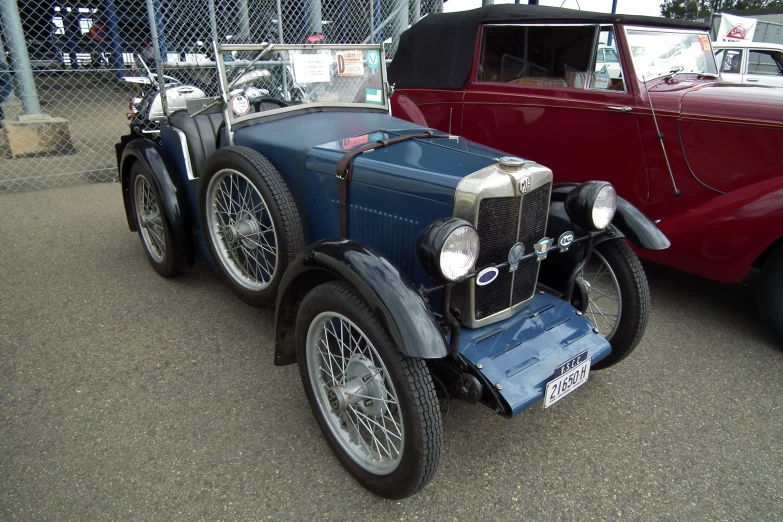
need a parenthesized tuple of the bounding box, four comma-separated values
(274, 239, 449, 366)
(390, 92, 429, 126)
(118, 137, 194, 267)
(641, 177, 783, 283)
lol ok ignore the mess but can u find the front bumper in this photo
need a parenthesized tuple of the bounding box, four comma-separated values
(459, 292, 611, 417)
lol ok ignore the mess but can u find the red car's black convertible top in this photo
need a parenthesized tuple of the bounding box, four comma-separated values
(387, 5, 710, 90)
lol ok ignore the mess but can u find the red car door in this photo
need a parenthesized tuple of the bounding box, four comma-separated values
(460, 23, 650, 209)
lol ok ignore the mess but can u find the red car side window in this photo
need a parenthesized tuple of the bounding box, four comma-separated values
(479, 24, 597, 89)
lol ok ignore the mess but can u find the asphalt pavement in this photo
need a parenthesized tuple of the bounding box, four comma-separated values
(1, 183, 781, 521)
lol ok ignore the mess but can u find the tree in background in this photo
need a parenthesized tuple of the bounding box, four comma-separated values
(661, 0, 783, 19)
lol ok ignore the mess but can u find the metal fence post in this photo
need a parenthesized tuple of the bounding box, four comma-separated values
(0, 0, 42, 115)
(394, 0, 408, 53)
(238, 0, 251, 41)
(374, 0, 381, 42)
(146, 0, 168, 117)
(369, 0, 375, 44)
(413, 0, 420, 23)
(208, 0, 220, 44)
(275, 0, 285, 44)
(308, 0, 323, 36)
(275, 0, 289, 100)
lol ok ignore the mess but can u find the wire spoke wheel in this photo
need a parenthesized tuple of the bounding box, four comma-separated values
(296, 282, 441, 498)
(584, 239, 650, 371)
(581, 249, 622, 339)
(205, 168, 278, 291)
(134, 174, 166, 264)
(306, 312, 404, 474)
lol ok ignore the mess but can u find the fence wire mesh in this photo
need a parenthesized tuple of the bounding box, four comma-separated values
(0, 0, 442, 193)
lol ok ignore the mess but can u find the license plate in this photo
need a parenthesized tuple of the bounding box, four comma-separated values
(544, 352, 591, 408)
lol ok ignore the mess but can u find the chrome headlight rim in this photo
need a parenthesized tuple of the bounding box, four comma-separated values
(564, 181, 617, 232)
(417, 218, 480, 283)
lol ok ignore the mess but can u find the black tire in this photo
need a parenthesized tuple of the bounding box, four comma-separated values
(130, 162, 182, 278)
(586, 239, 650, 370)
(198, 146, 304, 307)
(295, 281, 442, 499)
(252, 96, 289, 112)
(757, 244, 783, 344)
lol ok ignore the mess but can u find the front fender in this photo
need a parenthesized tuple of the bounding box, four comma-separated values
(118, 137, 193, 267)
(640, 177, 783, 283)
(549, 183, 670, 251)
(274, 239, 449, 366)
(390, 92, 429, 126)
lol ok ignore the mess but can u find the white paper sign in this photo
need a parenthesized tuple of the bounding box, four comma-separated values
(292, 53, 332, 83)
(718, 13, 758, 42)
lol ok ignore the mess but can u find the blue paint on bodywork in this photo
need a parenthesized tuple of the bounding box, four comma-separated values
(233, 113, 499, 221)
(309, 134, 493, 205)
(231, 112, 499, 286)
(158, 124, 213, 268)
(459, 292, 612, 416)
(130, 109, 617, 415)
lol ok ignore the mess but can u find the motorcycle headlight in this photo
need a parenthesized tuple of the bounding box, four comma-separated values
(564, 181, 617, 231)
(417, 218, 480, 283)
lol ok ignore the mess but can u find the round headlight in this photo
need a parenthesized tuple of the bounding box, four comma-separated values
(417, 218, 480, 283)
(440, 225, 480, 281)
(564, 181, 618, 231)
(592, 184, 617, 230)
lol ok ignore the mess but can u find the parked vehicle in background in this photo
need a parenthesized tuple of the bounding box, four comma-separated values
(713, 40, 783, 87)
(11, 37, 64, 70)
(124, 50, 313, 141)
(124, 55, 206, 140)
(388, 4, 783, 343)
(115, 40, 665, 498)
(596, 43, 622, 79)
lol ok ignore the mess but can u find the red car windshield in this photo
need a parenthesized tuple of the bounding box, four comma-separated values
(626, 27, 719, 80)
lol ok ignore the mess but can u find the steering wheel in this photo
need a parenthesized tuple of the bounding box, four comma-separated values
(252, 97, 289, 112)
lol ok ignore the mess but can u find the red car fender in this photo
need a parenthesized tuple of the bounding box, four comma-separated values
(390, 92, 429, 126)
(639, 177, 783, 283)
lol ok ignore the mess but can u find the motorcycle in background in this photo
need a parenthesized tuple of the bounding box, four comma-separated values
(123, 54, 207, 140)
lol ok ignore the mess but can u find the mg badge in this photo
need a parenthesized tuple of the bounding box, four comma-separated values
(476, 267, 499, 286)
(519, 176, 532, 194)
(558, 231, 575, 252)
(534, 237, 555, 260)
(507, 242, 526, 272)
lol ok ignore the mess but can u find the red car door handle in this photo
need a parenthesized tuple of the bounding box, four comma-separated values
(606, 106, 633, 112)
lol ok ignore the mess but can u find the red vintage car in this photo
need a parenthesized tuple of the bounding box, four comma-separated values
(388, 4, 783, 342)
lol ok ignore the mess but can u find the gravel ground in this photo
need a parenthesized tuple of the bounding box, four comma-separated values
(1, 183, 781, 521)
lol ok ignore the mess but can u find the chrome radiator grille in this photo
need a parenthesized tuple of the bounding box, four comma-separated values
(474, 183, 551, 320)
(452, 159, 553, 329)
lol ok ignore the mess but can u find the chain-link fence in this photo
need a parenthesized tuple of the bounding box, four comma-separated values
(0, 0, 442, 193)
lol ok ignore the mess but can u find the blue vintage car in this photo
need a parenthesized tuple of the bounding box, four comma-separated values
(115, 42, 669, 499)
